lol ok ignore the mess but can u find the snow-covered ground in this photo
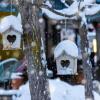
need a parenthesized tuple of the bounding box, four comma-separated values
(0, 79, 100, 100)
(49, 79, 100, 100)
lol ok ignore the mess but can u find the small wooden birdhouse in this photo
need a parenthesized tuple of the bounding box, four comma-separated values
(54, 40, 78, 75)
(0, 15, 23, 49)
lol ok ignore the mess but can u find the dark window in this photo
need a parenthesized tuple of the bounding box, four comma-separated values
(60, 60, 70, 68)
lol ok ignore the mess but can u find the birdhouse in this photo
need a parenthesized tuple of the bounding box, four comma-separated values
(0, 15, 23, 49)
(54, 40, 78, 75)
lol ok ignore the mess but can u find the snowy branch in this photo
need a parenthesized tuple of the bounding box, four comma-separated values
(41, 4, 76, 18)
(40, 0, 100, 21)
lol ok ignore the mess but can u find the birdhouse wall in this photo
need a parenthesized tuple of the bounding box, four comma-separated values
(56, 55, 77, 75)
(2, 30, 21, 49)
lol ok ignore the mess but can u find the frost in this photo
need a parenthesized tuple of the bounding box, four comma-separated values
(43, 90, 46, 95)
(39, 18, 44, 23)
(39, 71, 43, 76)
(36, 76, 39, 80)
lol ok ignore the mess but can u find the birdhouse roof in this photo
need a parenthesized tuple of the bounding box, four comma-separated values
(0, 15, 23, 34)
(54, 40, 78, 58)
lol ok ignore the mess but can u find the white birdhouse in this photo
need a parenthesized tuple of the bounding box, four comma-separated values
(0, 15, 23, 49)
(54, 40, 78, 75)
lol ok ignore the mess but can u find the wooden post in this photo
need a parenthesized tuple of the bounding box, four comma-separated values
(16, 0, 50, 100)
(79, 23, 94, 100)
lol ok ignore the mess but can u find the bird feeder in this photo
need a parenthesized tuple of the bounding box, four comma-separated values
(54, 40, 78, 75)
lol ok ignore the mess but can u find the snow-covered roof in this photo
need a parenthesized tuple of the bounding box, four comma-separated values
(54, 40, 78, 58)
(0, 15, 23, 33)
(11, 72, 23, 79)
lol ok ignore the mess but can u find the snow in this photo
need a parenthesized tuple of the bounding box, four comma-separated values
(87, 31, 96, 37)
(44, 1, 52, 8)
(93, 80, 100, 94)
(11, 72, 23, 79)
(42, 0, 100, 20)
(83, 0, 95, 4)
(42, 8, 66, 20)
(49, 79, 100, 100)
(0, 79, 100, 100)
(13, 82, 31, 100)
(42, 1, 78, 20)
(80, 0, 96, 8)
(54, 40, 78, 58)
(87, 24, 96, 37)
(0, 15, 23, 33)
(41, 38, 47, 67)
(55, 1, 78, 15)
(46, 69, 53, 78)
(87, 23, 95, 29)
(85, 5, 100, 16)
(0, 81, 32, 100)
(17, 13, 22, 23)
(0, 89, 17, 95)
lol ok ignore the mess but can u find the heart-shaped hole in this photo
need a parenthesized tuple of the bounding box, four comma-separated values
(60, 60, 70, 68)
(7, 35, 16, 44)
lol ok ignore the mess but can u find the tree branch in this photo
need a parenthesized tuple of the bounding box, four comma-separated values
(41, 4, 76, 18)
